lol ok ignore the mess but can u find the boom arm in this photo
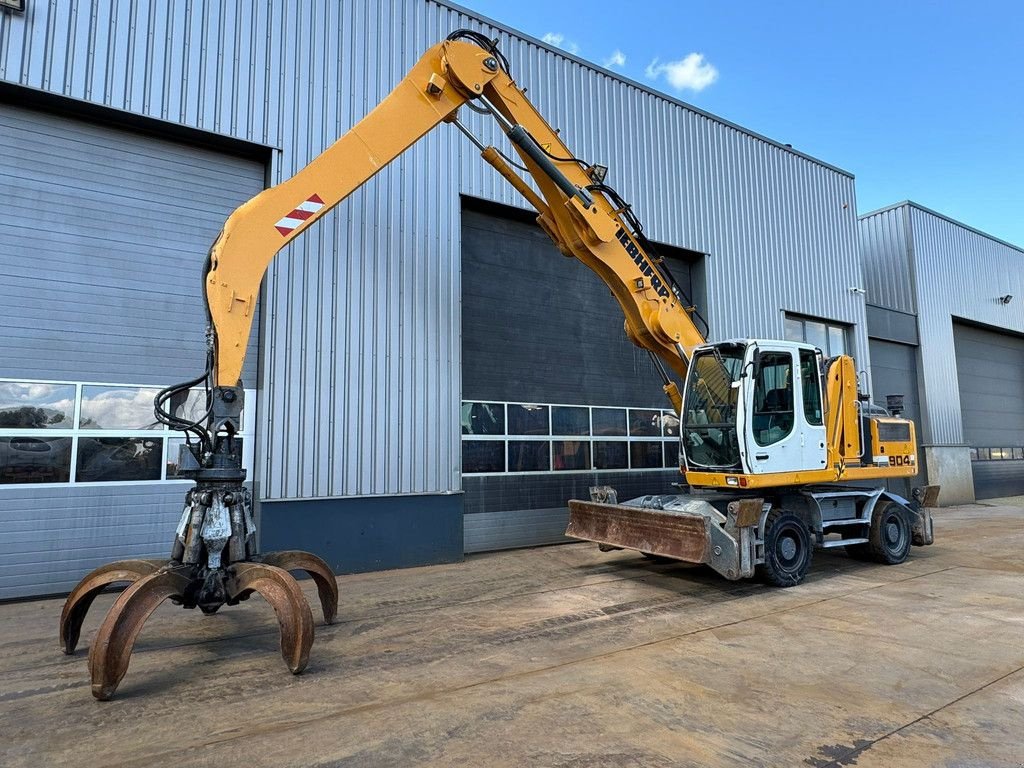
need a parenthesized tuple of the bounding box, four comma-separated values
(204, 34, 706, 411)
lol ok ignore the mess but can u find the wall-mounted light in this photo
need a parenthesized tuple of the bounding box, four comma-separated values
(0, 0, 25, 13)
(999, 294, 1014, 305)
(848, 287, 866, 295)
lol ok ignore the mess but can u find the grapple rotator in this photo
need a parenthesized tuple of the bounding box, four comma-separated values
(60, 386, 338, 700)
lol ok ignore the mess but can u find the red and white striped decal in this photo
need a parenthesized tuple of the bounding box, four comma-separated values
(274, 194, 325, 236)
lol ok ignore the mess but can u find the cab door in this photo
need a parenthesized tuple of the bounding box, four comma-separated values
(745, 346, 826, 474)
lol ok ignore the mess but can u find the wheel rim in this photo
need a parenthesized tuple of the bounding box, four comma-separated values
(883, 512, 909, 553)
(775, 526, 804, 571)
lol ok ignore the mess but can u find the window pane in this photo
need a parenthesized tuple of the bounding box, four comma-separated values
(1014, 448, 1024, 460)
(969, 448, 978, 461)
(509, 440, 549, 471)
(784, 316, 804, 342)
(461, 402, 505, 435)
(80, 386, 162, 430)
(462, 440, 505, 473)
(508, 405, 549, 435)
(659, 410, 680, 436)
(664, 441, 680, 468)
(804, 321, 827, 352)
(828, 325, 846, 357)
(799, 349, 824, 426)
(0, 382, 76, 429)
(630, 441, 664, 469)
(553, 440, 590, 470)
(593, 441, 628, 469)
(628, 409, 660, 436)
(592, 408, 627, 436)
(551, 406, 589, 436)
(752, 351, 795, 447)
(77, 436, 163, 482)
(0, 436, 72, 483)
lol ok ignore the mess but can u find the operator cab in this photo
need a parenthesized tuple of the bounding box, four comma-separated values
(680, 339, 828, 477)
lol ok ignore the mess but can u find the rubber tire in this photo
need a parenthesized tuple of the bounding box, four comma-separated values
(757, 510, 813, 587)
(868, 502, 912, 565)
(842, 530, 872, 561)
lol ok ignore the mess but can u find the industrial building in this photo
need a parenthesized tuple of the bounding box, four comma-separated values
(0, 0, 1014, 600)
(860, 202, 1024, 504)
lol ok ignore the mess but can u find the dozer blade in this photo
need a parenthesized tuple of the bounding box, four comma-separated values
(566, 499, 712, 564)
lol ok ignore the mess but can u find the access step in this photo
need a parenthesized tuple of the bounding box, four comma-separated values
(821, 538, 868, 548)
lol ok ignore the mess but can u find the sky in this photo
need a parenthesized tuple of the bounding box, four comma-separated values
(454, 0, 1024, 246)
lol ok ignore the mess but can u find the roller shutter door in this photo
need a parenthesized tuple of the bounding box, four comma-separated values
(868, 339, 921, 498)
(953, 323, 1024, 499)
(0, 103, 264, 598)
(461, 202, 699, 552)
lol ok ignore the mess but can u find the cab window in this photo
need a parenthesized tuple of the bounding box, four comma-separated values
(800, 349, 823, 426)
(753, 351, 794, 446)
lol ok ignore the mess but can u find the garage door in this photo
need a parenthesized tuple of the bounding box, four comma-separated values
(953, 322, 1024, 499)
(0, 103, 265, 598)
(869, 339, 922, 498)
(461, 200, 702, 552)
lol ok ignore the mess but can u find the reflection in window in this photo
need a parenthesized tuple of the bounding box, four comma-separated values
(628, 409, 660, 436)
(77, 437, 163, 482)
(828, 326, 846, 356)
(630, 441, 663, 469)
(0, 437, 72, 483)
(461, 402, 504, 435)
(593, 441, 628, 469)
(0, 382, 76, 429)
(508, 405, 549, 436)
(800, 349, 823, 426)
(753, 352, 795, 447)
(80, 386, 162, 430)
(552, 406, 589, 436)
(509, 440, 549, 471)
(664, 441, 679, 467)
(592, 408, 627, 436)
(462, 440, 505, 473)
(659, 411, 680, 436)
(553, 440, 590, 470)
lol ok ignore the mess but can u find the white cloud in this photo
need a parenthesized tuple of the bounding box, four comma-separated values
(645, 53, 718, 92)
(541, 32, 579, 55)
(603, 49, 627, 69)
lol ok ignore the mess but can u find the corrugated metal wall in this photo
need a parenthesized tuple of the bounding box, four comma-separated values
(1, 0, 865, 503)
(860, 202, 1024, 446)
(859, 204, 916, 315)
(908, 205, 1024, 445)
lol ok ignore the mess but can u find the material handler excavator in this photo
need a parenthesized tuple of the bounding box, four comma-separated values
(61, 30, 936, 700)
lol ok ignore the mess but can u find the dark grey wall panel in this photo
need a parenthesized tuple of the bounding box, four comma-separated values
(866, 305, 919, 346)
(0, 103, 264, 384)
(868, 338, 924, 497)
(260, 494, 463, 575)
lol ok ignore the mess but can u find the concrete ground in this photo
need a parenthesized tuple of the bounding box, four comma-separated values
(1, 501, 1023, 768)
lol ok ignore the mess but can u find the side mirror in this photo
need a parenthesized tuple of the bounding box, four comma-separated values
(751, 349, 762, 379)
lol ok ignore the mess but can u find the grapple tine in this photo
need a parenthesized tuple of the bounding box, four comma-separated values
(226, 562, 314, 674)
(59, 559, 166, 655)
(87, 566, 193, 701)
(258, 550, 339, 625)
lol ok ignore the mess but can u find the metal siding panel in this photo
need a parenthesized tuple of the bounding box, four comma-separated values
(2, 0, 862, 506)
(858, 205, 916, 315)
(910, 206, 1024, 445)
(0, 484, 190, 600)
